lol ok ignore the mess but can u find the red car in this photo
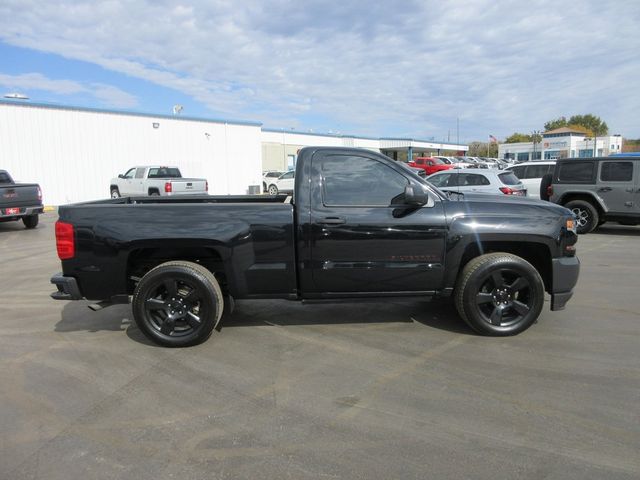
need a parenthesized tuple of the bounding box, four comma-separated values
(408, 157, 453, 175)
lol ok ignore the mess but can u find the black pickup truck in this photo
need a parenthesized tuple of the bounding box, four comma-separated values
(51, 147, 579, 347)
(0, 169, 43, 229)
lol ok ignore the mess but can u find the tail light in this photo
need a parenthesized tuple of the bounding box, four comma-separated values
(37, 186, 42, 201)
(547, 185, 553, 197)
(55, 221, 75, 260)
(164, 182, 172, 193)
(205, 181, 208, 192)
(499, 187, 515, 195)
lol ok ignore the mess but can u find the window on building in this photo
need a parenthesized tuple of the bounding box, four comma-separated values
(544, 150, 562, 159)
(287, 154, 296, 170)
(578, 149, 593, 158)
(531, 151, 542, 160)
(321, 156, 408, 206)
(517, 152, 529, 161)
(600, 162, 633, 182)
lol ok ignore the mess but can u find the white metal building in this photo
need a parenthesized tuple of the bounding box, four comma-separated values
(1, 99, 469, 205)
(0, 100, 263, 205)
(261, 129, 468, 172)
(498, 127, 624, 162)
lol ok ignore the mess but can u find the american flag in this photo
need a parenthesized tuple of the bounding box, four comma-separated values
(489, 135, 498, 143)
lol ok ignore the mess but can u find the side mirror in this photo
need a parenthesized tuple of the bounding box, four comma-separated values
(118, 174, 125, 179)
(404, 184, 428, 206)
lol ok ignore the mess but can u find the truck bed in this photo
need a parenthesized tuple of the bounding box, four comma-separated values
(57, 194, 296, 300)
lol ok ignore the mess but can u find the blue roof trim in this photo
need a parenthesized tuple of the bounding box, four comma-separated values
(0, 99, 262, 127)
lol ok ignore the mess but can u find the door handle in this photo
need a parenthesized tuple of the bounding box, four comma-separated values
(598, 187, 612, 192)
(319, 216, 346, 225)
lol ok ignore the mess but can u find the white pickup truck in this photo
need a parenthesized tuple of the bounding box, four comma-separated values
(110, 166, 208, 198)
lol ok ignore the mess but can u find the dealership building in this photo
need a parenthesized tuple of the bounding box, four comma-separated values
(0, 99, 467, 205)
(498, 127, 623, 162)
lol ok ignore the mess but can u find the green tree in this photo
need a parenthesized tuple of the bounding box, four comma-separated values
(504, 132, 532, 143)
(568, 114, 608, 136)
(468, 141, 498, 157)
(543, 114, 608, 136)
(544, 117, 567, 131)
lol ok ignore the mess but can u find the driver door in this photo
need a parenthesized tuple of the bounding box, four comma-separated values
(308, 151, 447, 294)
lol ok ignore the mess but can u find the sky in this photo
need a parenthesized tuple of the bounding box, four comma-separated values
(0, 1, 638, 143)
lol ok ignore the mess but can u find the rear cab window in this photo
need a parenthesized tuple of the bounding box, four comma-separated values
(0, 171, 13, 184)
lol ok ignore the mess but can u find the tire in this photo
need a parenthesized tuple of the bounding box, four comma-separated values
(149, 190, 160, 196)
(454, 253, 545, 336)
(268, 184, 279, 196)
(22, 214, 39, 229)
(565, 200, 599, 234)
(539, 173, 552, 201)
(132, 261, 224, 347)
(110, 188, 121, 198)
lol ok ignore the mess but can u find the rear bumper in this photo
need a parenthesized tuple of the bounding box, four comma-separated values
(0, 205, 44, 218)
(550, 256, 580, 311)
(50, 273, 83, 300)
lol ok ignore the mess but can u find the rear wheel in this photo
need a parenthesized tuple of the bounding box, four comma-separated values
(454, 253, 545, 336)
(268, 184, 279, 196)
(132, 261, 224, 347)
(565, 200, 599, 234)
(22, 214, 39, 229)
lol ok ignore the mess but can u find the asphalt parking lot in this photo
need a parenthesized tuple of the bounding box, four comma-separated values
(1, 213, 639, 479)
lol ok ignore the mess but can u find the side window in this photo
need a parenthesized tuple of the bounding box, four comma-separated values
(281, 171, 294, 180)
(123, 168, 136, 179)
(415, 159, 424, 165)
(135, 168, 146, 179)
(525, 164, 550, 179)
(321, 156, 408, 206)
(600, 162, 633, 182)
(510, 166, 525, 179)
(464, 174, 490, 186)
(428, 174, 450, 187)
(557, 161, 595, 183)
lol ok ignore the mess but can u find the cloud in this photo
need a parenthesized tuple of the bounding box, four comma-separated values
(0, 0, 638, 139)
(0, 72, 138, 108)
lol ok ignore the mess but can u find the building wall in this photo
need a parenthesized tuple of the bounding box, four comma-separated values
(0, 103, 262, 205)
(499, 135, 624, 161)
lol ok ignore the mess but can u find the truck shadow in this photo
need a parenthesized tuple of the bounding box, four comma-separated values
(222, 298, 473, 335)
(54, 301, 157, 346)
(54, 298, 473, 345)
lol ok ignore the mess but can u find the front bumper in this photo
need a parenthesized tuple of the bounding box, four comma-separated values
(50, 273, 83, 300)
(550, 256, 580, 311)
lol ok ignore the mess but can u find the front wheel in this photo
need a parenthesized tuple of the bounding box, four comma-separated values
(132, 261, 224, 347)
(454, 253, 545, 336)
(565, 200, 599, 234)
(22, 214, 39, 229)
(268, 184, 279, 196)
(111, 188, 121, 198)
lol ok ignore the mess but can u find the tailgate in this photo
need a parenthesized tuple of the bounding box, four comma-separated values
(167, 179, 207, 194)
(0, 184, 41, 208)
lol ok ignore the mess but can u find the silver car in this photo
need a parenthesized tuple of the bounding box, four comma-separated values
(427, 169, 527, 196)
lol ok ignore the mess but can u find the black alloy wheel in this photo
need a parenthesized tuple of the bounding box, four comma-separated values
(132, 261, 223, 347)
(455, 253, 544, 336)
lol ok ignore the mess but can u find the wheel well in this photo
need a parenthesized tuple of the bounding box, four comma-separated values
(559, 193, 603, 216)
(110, 185, 119, 191)
(148, 188, 160, 195)
(127, 247, 226, 295)
(458, 242, 552, 292)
